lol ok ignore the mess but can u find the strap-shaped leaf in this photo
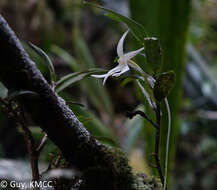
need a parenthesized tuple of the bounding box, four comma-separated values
(55, 69, 106, 93)
(68, 103, 117, 146)
(51, 45, 79, 71)
(51, 45, 114, 116)
(66, 101, 85, 108)
(28, 42, 56, 83)
(84, 2, 147, 44)
(8, 90, 37, 100)
(0, 81, 8, 99)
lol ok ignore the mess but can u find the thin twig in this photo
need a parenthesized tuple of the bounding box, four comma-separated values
(36, 134, 48, 155)
(18, 104, 40, 183)
(20, 120, 40, 182)
(126, 110, 157, 128)
(0, 98, 40, 182)
(54, 155, 62, 167)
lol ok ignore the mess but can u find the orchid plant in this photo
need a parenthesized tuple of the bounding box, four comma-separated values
(91, 29, 175, 190)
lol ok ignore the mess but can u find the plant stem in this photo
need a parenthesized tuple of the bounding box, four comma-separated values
(126, 106, 165, 187)
(154, 103, 164, 186)
(126, 110, 157, 128)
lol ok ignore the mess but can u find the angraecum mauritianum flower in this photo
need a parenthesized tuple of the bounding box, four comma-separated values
(91, 30, 144, 85)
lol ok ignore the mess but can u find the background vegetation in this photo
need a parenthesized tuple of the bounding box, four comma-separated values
(0, 0, 217, 189)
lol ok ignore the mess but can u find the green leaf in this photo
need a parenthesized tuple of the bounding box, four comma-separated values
(28, 42, 56, 83)
(51, 44, 114, 116)
(55, 69, 105, 93)
(144, 37, 162, 75)
(51, 45, 79, 71)
(0, 82, 8, 99)
(66, 101, 85, 107)
(68, 102, 117, 146)
(84, 2, 147, 44)
(72, 28, 114, 115)
(73, 28, 96, 68)
(8, 90, 38, 100)
(153, 71, 176, 102)
(94, 136, 118, 147)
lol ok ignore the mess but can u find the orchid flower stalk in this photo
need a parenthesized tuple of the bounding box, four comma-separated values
(91, 30, 144, 85)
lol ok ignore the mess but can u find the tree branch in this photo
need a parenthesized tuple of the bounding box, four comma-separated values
(0, 15, 135, 190)
(0, 13, 103, 170)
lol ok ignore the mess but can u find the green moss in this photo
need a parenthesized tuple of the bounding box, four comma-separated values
(106, 148, 135, 189)
(79, 147, 135, 190)
(42, 147, 160, 190)
(78, 147, 160, 190)
(132, 174, 162, 190)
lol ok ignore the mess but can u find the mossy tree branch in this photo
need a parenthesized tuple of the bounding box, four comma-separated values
(0, 15, 136, 190)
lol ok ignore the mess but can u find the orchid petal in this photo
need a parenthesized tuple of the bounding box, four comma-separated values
(91, 73, 108, 78)
(124, 47, 144, 60)
(106, 64, 123, 75)
(92, 64, 123, 85)
(102, 65, 123, 85)
(92, 73, 110, 86)
(103, 67, 123, 85)
(102, 75, 110, 86)
(117, 30, 129, 57)
(112, 64, 129, 77)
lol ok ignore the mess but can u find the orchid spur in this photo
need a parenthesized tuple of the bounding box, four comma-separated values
(91, 30, 144, 85)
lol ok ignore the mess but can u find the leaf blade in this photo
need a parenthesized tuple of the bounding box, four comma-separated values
(0, 82, 8, 99)
(55, 69, 106, 93)
(28, 42, 56, 83)
(84, 2, 147, 44)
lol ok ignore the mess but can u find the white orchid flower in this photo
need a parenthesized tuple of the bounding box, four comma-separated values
(91, 30, 144, 85)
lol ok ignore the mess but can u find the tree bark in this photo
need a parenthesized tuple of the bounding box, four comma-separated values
(0, 14, 105, 170)
(0, 15, 135, 190)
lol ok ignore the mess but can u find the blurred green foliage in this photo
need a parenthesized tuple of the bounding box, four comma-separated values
(130, 0, 192, 184)
(1, 0, 217, 189)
